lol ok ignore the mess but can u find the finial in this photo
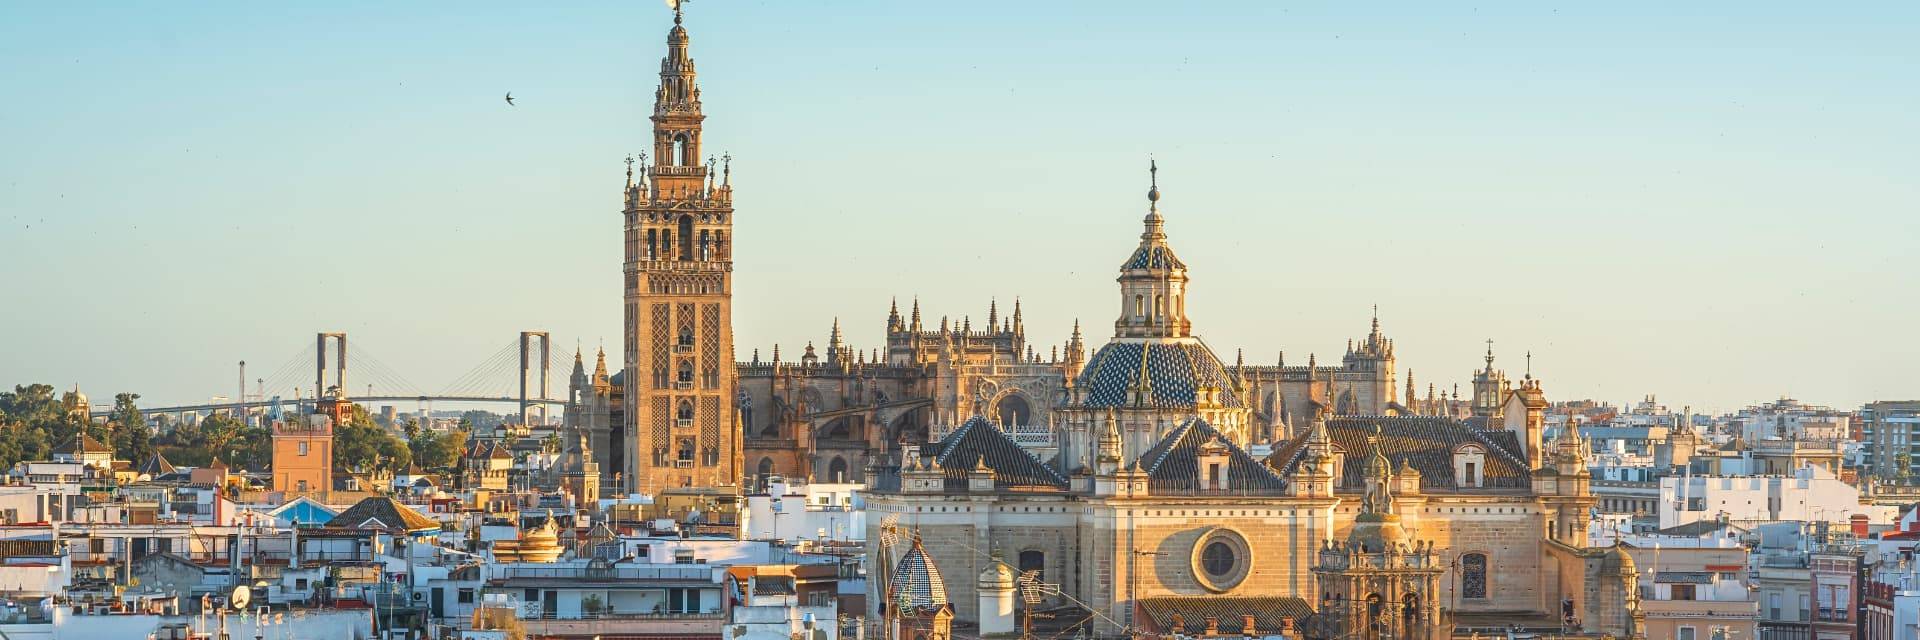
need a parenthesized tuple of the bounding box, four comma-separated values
(1147, 157, 1160, 203)
(1371, 304, 1380, 332)
(671, 0, 686, 24)
(722, 152, 732, 186)
(1526, 350, 1533, 380)
(625, 155, 635, 184)
(1485, 338, 1495, 365)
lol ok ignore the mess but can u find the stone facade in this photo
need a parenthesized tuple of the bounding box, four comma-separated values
(619, 9, 740, 494)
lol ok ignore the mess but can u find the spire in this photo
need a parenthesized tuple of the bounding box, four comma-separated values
(988, 299, 998, 328)
(1405, 370, 1417, 414)
(593, 346, 609, 381)
(1143, 157, 1164, 239)
(572, 347, 586, 376)
(910, 297, 922, 332)
(888, 297, 901, 330)
(1484, 339, 1496, 372)
(1011, 298, 1023, 335)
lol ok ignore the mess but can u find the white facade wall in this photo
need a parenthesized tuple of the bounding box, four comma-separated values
(1659, 466, 1895, 529)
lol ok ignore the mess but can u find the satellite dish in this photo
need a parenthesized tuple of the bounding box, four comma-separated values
(229, 585, 251, 610)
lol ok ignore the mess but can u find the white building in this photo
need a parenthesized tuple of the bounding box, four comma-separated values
(742, 477, 865, 544)
(1659, 465, 1897, 529)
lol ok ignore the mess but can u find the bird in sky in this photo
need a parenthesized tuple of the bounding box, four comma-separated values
(504, 92, 516, 106)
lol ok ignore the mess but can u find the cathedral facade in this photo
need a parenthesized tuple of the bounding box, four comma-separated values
(575, 11, 1641, 636)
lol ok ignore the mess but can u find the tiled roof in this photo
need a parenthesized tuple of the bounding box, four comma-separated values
(326, 496, 441, 533)
(1121, 242, 1186, 271)
(1137, 418, 1288, 494)
(931, 417, 1069, 490)
(1078, 340, 1245, 409)
(53, 434, 111, 455)
(889, 535, 948, 613)
(1268, 416, 1532, 491)
(1138, 596, 1314, 634)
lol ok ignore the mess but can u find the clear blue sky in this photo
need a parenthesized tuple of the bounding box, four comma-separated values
(3, 1, 1915, 413)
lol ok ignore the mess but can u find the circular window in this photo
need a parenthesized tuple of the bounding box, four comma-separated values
(1190, 528, 1252, 592)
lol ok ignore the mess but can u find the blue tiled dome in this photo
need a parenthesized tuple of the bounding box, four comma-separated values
(890, 534, 949, 612)
(1120, 242, 1186, 271)
(1078, 340, 1244, 409)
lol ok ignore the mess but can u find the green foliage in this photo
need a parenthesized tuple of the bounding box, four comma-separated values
(409, 426, 467, 472)
(336, 405, 412, 473)
(0, 384, 90, 468)
(156, 412, 270, 470)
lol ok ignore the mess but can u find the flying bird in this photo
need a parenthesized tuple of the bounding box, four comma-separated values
(504, 92, 515, 106)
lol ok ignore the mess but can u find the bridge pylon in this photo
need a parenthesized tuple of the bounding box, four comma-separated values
(316, 332, 347, 401)
(520, 331, 552, 427)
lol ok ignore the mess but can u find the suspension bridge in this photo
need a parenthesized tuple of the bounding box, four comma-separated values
(96, 331, 586, 426)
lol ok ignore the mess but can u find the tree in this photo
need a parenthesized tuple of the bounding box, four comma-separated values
(336, 409, 412, 474)
(108, 393, 154, 463)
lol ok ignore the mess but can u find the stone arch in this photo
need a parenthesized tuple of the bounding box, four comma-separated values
(676, 214, 695, 261)
(1337, 389, 1357, 414)
(993, 390, 1033, 427)
(756, 457, 775, 490)
(826, 456, 849, 483)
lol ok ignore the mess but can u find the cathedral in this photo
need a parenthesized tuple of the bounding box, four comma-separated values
(571, 8, 1646, 638)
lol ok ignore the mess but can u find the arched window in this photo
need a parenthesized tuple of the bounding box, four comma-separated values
(677, 399, 695, 422)
(1154, 294, 1165, 319)
(995, 394, 1032, 427)
(673, 134, 690, 166)
(827, 457, 848, 483)
(677, 437, 695, 463)
(677, 215, 695, 261)
(1133, 295, 1144, 319)
(678, 361, 694, 384)
(698, 230, 710, 261)
(1461, 553, 1489, 599)
(756, 457, 775, 489)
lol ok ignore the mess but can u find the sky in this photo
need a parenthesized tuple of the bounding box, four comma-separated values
(2, 1, 1916, 413)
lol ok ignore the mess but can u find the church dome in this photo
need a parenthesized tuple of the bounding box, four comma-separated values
(1346, 512, 1406, 553)
(1077, 340, 1244, 410)
(890, 533, 949, 611)
(1600, 542, 1636, 576)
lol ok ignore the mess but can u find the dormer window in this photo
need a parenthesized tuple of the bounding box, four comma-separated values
(1195, 441, 1232, 491)
(1454, 444, 1487, 488)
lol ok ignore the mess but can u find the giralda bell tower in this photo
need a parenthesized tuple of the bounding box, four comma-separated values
(622, 3, 739, 494)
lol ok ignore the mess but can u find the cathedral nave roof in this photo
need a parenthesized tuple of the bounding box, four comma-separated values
(1267, 416, 1533, 491)
(930, 416, 1070, 491)
(1137, 417, 1289, 494)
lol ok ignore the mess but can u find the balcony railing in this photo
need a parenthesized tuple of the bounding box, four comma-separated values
(492, 565, 713, 583)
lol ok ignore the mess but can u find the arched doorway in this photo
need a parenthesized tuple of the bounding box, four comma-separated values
(827, 457, 849, 483)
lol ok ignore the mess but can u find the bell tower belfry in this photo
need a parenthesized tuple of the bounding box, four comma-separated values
(623, 3, 740, 495)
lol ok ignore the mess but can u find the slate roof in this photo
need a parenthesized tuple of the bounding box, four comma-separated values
(1138, 596, 1315, 635)
(889, 535, 949, 612)
(1078, 339, 1245, 409)
(930, 417, 1069, 491)
(1268, 416, 1532, 491)
(1137, 418, 1288, 494)
(326, 496, 441, 533)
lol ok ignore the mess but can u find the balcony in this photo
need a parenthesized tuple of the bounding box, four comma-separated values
(490, 564, 715, 587)
(1640, 598, 1759, 620)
